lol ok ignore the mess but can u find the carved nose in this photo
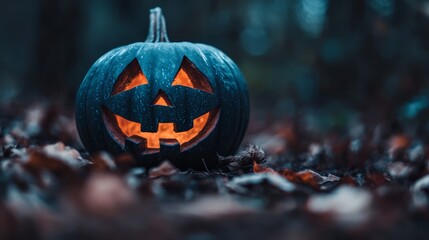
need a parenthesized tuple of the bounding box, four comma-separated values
(152, 90, 173, 107)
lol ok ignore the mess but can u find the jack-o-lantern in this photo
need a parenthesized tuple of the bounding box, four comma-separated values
(76, 7, 249, 169)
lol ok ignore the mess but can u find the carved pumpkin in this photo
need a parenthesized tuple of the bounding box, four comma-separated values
(76, 7, 249, 169)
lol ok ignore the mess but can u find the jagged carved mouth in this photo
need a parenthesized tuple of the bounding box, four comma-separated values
(102, 107, 220, 154)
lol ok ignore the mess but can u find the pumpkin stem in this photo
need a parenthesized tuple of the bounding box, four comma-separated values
(145, 7, 170, 43)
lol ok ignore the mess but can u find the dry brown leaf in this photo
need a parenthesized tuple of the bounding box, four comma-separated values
(253, 162, 339, 189)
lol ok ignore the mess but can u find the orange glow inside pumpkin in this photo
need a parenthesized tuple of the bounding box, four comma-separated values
(172, 57, 214, 94)
(112, 59, 148, 95)
(115, 111, 211, 149)
(121, 72, 148, 92)
(172, 68, 196, 88)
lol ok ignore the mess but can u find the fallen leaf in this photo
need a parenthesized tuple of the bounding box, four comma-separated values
(219, 144, 265, 171)
(227, 173, 296, 194)
(253, 162, 339, 189)
(148, 161, 179, 179)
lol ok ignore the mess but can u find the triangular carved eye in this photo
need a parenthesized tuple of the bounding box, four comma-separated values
(112, 58, 148, 96)
(172, 57, 214, 94)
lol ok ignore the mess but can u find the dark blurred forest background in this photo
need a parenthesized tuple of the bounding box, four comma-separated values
(2, 0, 429, 139)
(3, 2, 429, 239)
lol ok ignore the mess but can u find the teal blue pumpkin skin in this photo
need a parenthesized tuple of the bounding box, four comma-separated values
(76, 8, 249, 169)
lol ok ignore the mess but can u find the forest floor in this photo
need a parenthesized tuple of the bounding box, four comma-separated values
(1, 101, 429, 240)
